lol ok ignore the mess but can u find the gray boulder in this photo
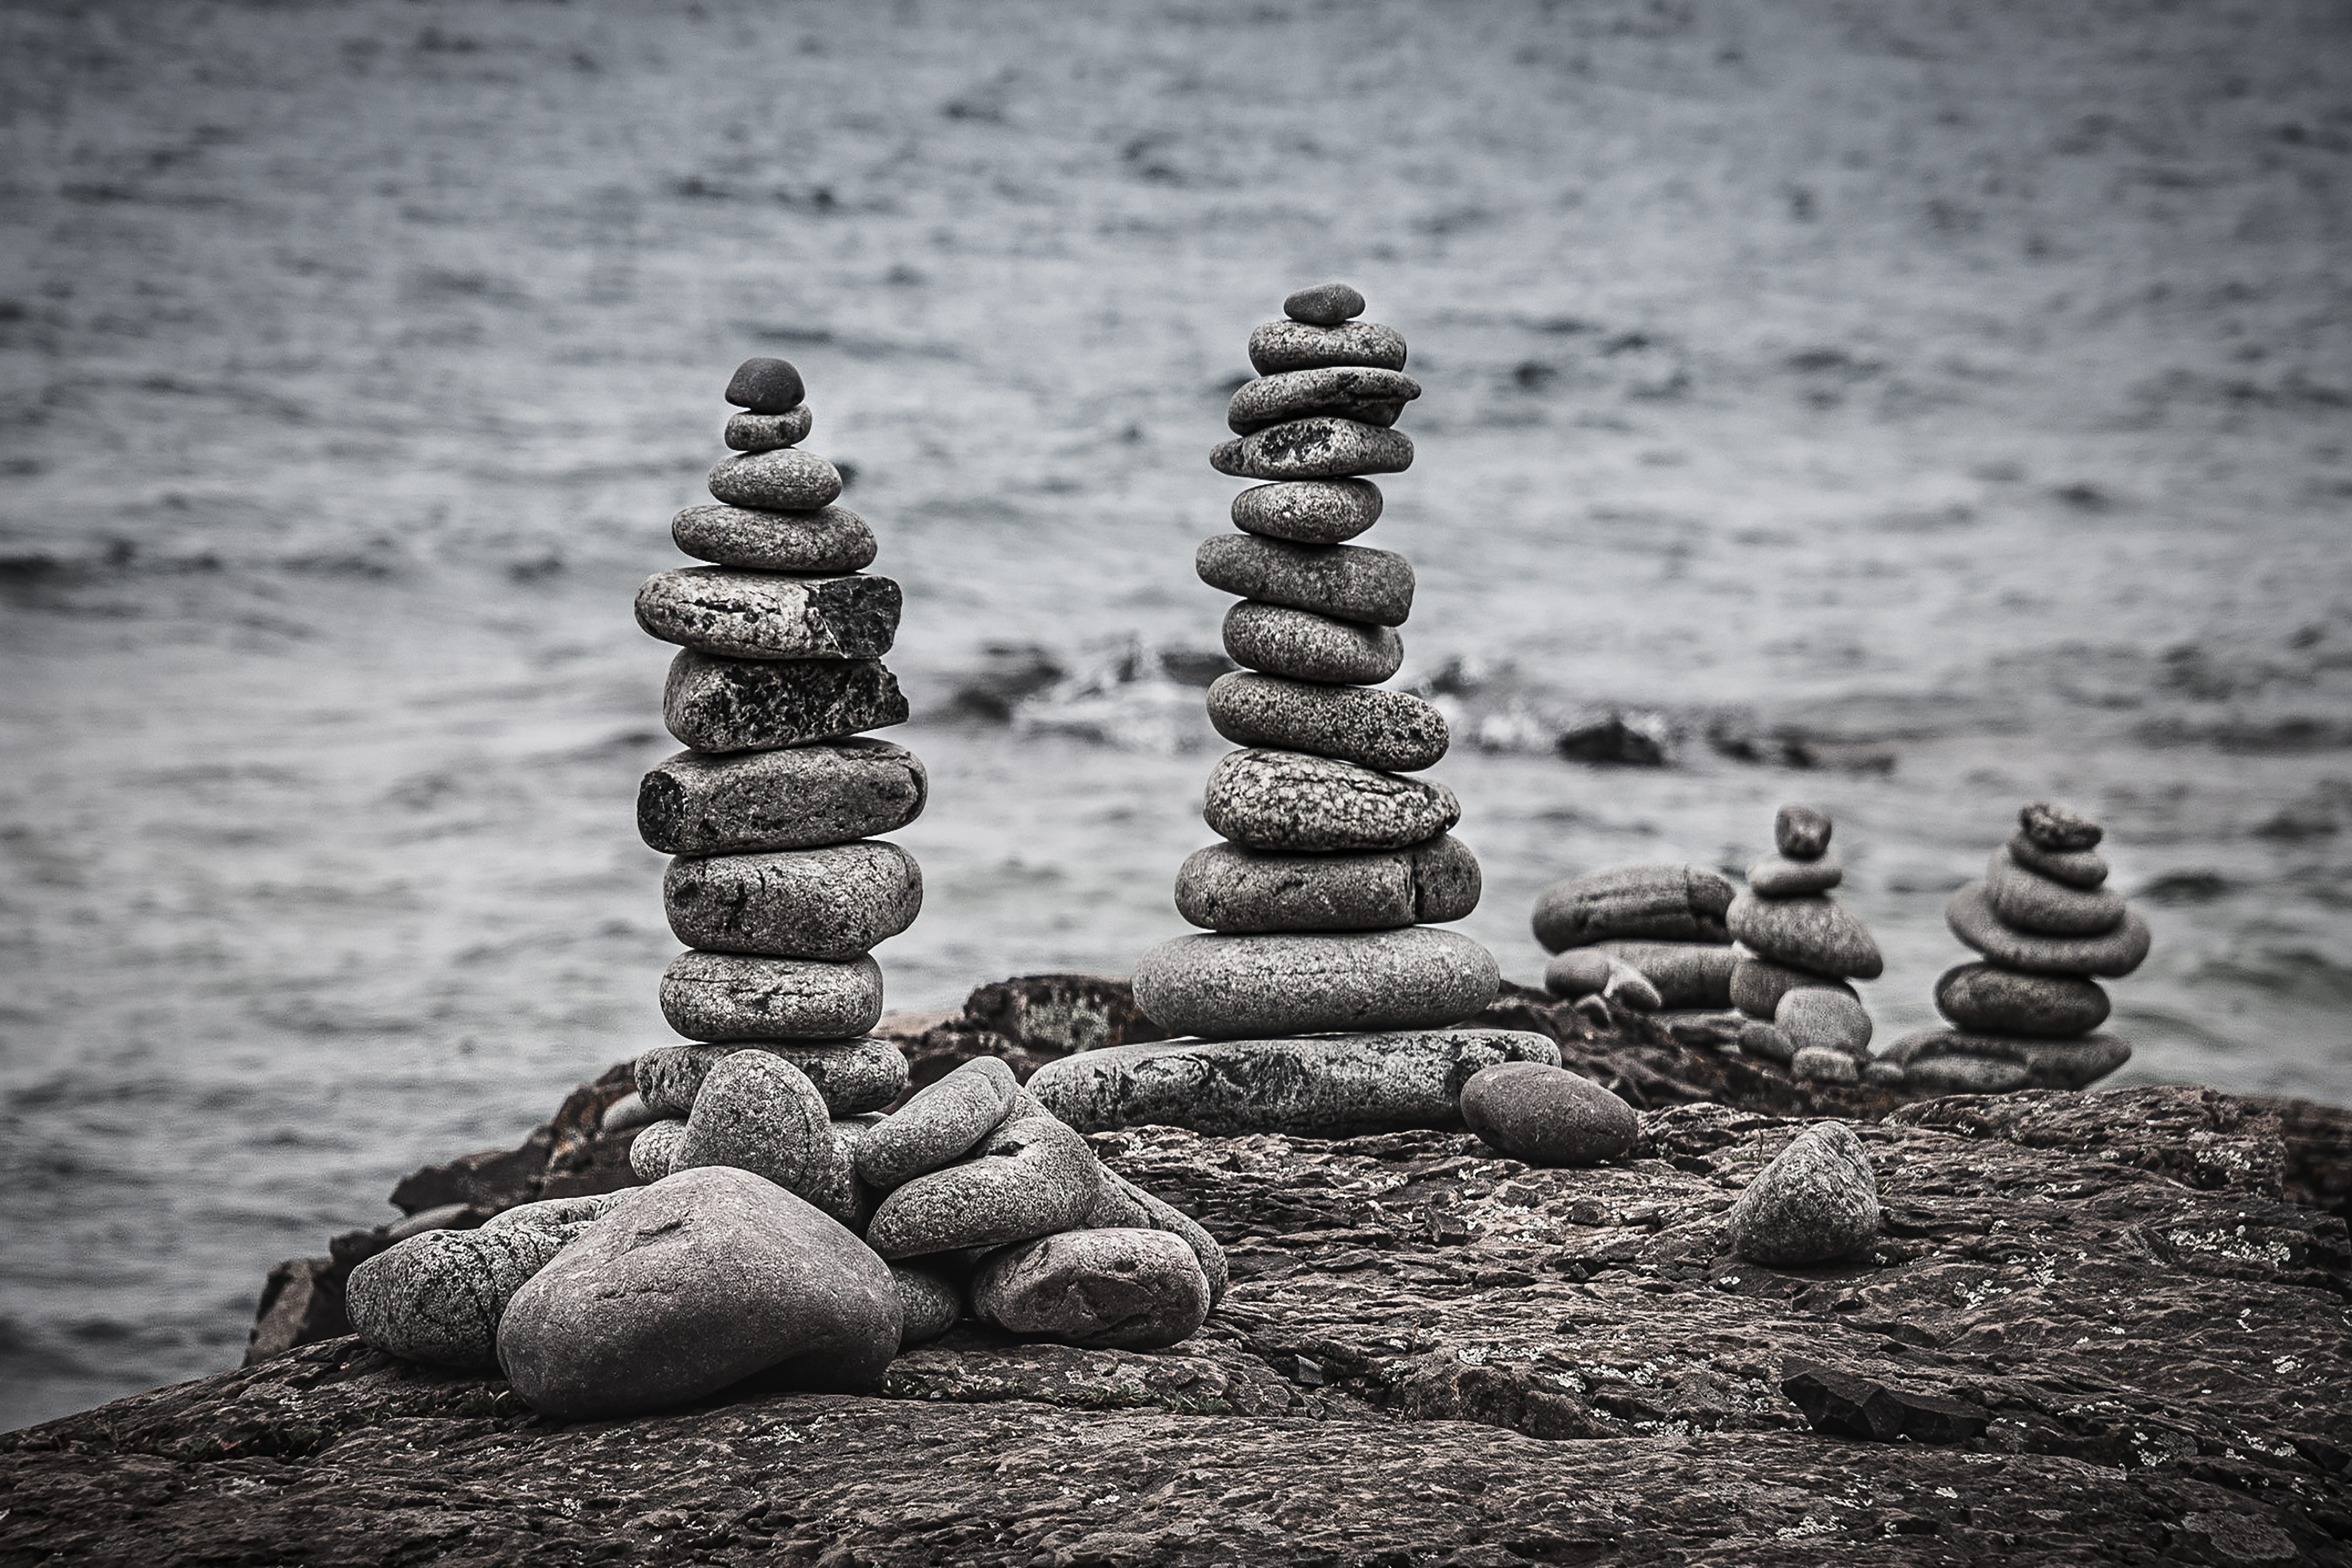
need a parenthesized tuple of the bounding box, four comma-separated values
(634, 569, 900, 662)
(1230, 478, 1383, 544)
(855, 1055, 1021, 1192)
(1594, 940, 1738, 1009)
(1228, 366, 1418, 434)
(1531, 864, 1736, 951)
(662, 650, 908, 754)
(638, 741, 926, 857)
(1984, 847, 2128, 936)
(864, 1110, 1101, 1259)
(1175, 835, 1478, 934)
(346, 1228, 567, 1371)
(659, 951, 885, 1041)
(1934, 964, 2110, 1037)
(1205, 672, 1446, 772)
(635, 1038, 908, 1120)
(672, 1051, 841, 1206)
(1203, 748, 1458, 853)
(1223, 601, 1403, 685)
(971, 1229, 1211, 1351)
(1726, 892, 1884, 979)
(1946, 884, 2151, 978)
(1194, 535, 1414, 626)
(1247, 318, 1408, 374)
(662, 841, 921, 961)
(1459, 1062, 1637, 1166)
(705, 447, 843, 511)
(1132, 927, 1499, 1039)
(1727, 1122, 1881, 1267)
(671, 502, 874, 573)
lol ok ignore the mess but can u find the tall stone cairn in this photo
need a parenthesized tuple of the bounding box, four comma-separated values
(1725, 804, 1887, 1085)
(1886, 801, 2146, 1093)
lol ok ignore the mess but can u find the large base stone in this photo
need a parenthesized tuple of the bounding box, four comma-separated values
(1885, 1027, 2133, 1090)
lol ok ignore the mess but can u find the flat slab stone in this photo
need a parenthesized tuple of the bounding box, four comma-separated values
(1132, 927, 1499, 1039)
(1947, 883, 2151, 977)
(707, 447, 843, 511)
(1230, 478, 1382, 544)
(637, 740, 926, 856)
(1175, 835, 1479, 933)
(671, 503, 876, 573)
(1747, 851, 1841, 896)
(1885, 1027, 2133, 1090)
(1211, 418, 1413, 481)
(1204, 748, 1459, 853)
(1227, 366, 1419, 435)
(1934, 962, 2110, 1037)
(1027, 1027, 1559, 1136)
(659, 951, 884, 1041)
(1984, 845, 2129, 936)
(635, 568, 900, 661)
(1531, 864, 1736, 951)
(1205, 671, 1446, 772)
(663, 649, 909, 754)
(2007, 831, 2109, 888)
(1222, 601, 1402, 685)
(1195, 534, 1414, 626)
(663, 839, 922, 961)
(1726, 891, 1885, 979)
(723, 405, 813, 452)
(1247, 318, 1409, 374)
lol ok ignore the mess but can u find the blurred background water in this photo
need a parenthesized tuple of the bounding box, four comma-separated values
(2, 0, 2348, 1430)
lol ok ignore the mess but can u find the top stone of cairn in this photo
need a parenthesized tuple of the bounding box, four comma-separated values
(1283, 282, 1367, 327)
(724, 356, 807, 415)
(2020, 800, 2102, 852)
(1775, 803, 1833, 861)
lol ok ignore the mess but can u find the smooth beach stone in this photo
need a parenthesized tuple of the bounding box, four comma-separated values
(635, 568, 900, 662)
(600, 1093, 655, 1135)
(1748, 852, 1843, 897)
(1203, 748, 1458, 853)
(1885, 1028, 2132, 1090)
(346, 1227, 567, 1371)
(1231, 478, 1383, 544)
(1222, 601, 1403, 685)
(972, 1228, 1211, 1351)
(708, 448, 842, 511)
(1946, 884, 2151, 978)
(1793, 1046, 1860, 1084)
(1027, 1028, 1561, 1138)
(1543, 948, 1612, 999)
(671, 503, 877, 574)
(636, 1038, 908, 1120)
(481, 1193, 623, 1239)
(1206, 671, 1446, 772)
(663, 839, 922, 961)
(497, 1167, 898, 1419)
(1726, 892, 1885, 979)
(1460, 1061, 1637, 1166)
(638, 740, 927, 857)
(672, 1051, 839, 1200)
(1531, 864, 1737, 951)
(1175, 835, 1480, 934)
(723, 405, 813, 452)
(1603, 961, 1662, 1013)
(1283, 281, 1366, 326)
(2006, 831, 2109, 889)
(1737, 1020, 1795, 1063)
(856, 1055, 1021, 1192)
(1727, 1121, 1881, 1267)
(1227, 366, 1420, 435)
(807, 1116, 884, 1232)
(1130, 927, 1499, 1040)
(1984, 846, 2128, 937)
(1934, 963, 2110, 1037)
(1211, 418, 1413, 482)
(1196, 534, 1416, 628)
(1730, 956, 1856, 1021)
(2021, 800, 2103, 852)
(1595, 940, 1738, 1010)
(1776, 805, 1833, 861)
(659, 951, 885, 1041)
(725, 356, 805, 413)
(1079, 1166, 1230, 1305)
(663, 649, 909, 754)
(1248, 318, 1409, 375)
(864, 1111, 1101, 1260)
(629, 1119, 688, 1182)
(1775, 987, 1874, 1058)
(891, 1263, 964, 1349)
(1900, 1053, 2032, 1094)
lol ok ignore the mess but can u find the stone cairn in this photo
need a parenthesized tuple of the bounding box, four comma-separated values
(1032, 284, 1559, 1138)
(1885, 800, 2146, 1093)
(339, 360, 1225, 1420)
(1531, 864, 1741, 1017)
(1727, 805, 1888, 1085)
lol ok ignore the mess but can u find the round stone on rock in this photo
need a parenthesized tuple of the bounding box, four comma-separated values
(1775, 987, 1873, 1058)
(1730, 956, 1856, 1020)
(1984, 846, 2127, 936)
(723, 404, 814, 452)
(346, 1227, 567, 1371)
(1726, 891, 1884, 979)
(1175, 835, 1479, 934)
(1206, 671, 1446, 772)
(629, 1119, 687, 1182)
(1228, 366, 1419, 435)
(972, 1228, 1211, 1351)
(1231, 478, 1383, 544)
(1544, 948, 1612, 999)
(891, 1263, 964, 1349)
(663, 839, 922, 961)
(2021, 800, 2102, 852)
(1204, 748, 1458, 853)
(670, 503, 877, 575)
(639, 739, 927, 858)
(1748, 852, 1842, 897)
(1211, 418, 1413, 481)
(1946, 884, 2150, 978)
(707, 448, 843, 511)
(673, 1051, 840, 1204)
(1775, 805, 1833, 861)
(1132, 927, 1499, 1040)
(1934, 963, 2110, 1037)
(1223, 601, 1403, 685)
(864, 1109, 1101, 1259)
(856, 1055, 1021, 1192)
(1727, 1121, 1881, 1267)
(1283, 282, 1367, 326)
(660, 951, 886, 1041)
(497, 1167, 899, 1419)
(1248, 318, 1408, 375)
(1195, 534, 1415, 626)
(725, 356, 806, 413)
(1531, 864, 1737, 951)
(1461, 1062, 1637, 1166)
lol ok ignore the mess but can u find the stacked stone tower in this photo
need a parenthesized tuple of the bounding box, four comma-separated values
(1886, 801, 2146, 1093)
(1727, 805, 1885, 1083)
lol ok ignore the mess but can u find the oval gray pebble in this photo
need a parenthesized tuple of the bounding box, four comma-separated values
(638, 740, 927, 857)
(1195, 534, 1414, 627)
(659, 951, 885, 1041)
(1727, 1121, 1881, 1267)
(1132, 927, 1499, 1040)
(2005, 831, 2108, 888)
(723, 405, 813, 452)
(1203, 748, 1459, 853)
(1205, 671, 1446, 772)
(1228, 366, 1419, 435)
(1934, 963, 2109, 1037)
(1946, 884, 2150, 978)
(663, 839, 922, 961)
(1543, 948, 1612, 999)
(1748, 852, 1842, 897)
(1283, 282, 1366, 326)
(629, 1119, 688, 1182)
(1737, 1020, 1795, 1063)
(1726, 891, 1884, 980)
(1775, 987, 1874, 1057)
(1211, 417, 1413, 481)
(1885, 1027, 2131, 1090)
(707, 447, 843, 510)
(1460, 1061, 1637, 1166)
(1248, 318, 1408, 374)
(1231, 478, 1383, 544)
(1078, 1166, 1230, 1304)
(1222, 601, 1402, 685)
(635, 569, 901, 662)
(1984, 846, 2128, 936)
(670, 503, 877, 574)
(1175, 835, 1479, 934)
(855, 1055, 1021, 1192)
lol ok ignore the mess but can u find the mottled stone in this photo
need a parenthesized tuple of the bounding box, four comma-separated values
(1594, 940, 1738, 1010)
(496, 1167, 898, 1419)
(707, 447, 842, 511)
(1727, 1121, 1881, 1267)
(1228, 366, 1419, 435)
(724, 355, 805, 413)
(2006, 831, 2109, 889)
(629, 1119, 687, 1182)
(1737, 1020, 1795, 1063)
(891, 1263, 964, 1349)
(637, 740, 926, 857)
(1542, 948, 1612, 999)
(1730, 957, 1857, 1021)
(723, 404, 813, 452)
(1984, 846, 2129, 936)
(1947, 884, 2151, 977)
(672, 1050, 840, 1206)
(1133, 927, 1499, 1040)
(1775, 805, 1833, 861)
(1748, 852, 1842, 896)
(1195, 534, 1415, 626)
(659, 951, 885, 1041)
(599, 1091, 654, 1136)
(1775, 987, 1874, 1058)
(1027, 1028, 1561, 1138)
(1900, 1053, 2032, 1094)
(663, 839, 922, 961)
(635, 568, 900, 661)
(1793, 1046, 1860, 1084)
(972, 1229, 1211, 1351)
(1726, 892, 1884, 979)
(1934, 963, 2110, 1037)
(1460, 1061, 1637, 1166)
(1230, 478, 1383, 544)
(864, 1111, 1101, 1260)
(480, 1193, 623, 1240)
(670, 503, 877, 574)
(1205, 672, 1446, 772)
(662, 649, 908, 754)
(1211, 418, 1413, 481)
(1530, 864, 1737, 951)
(634, 1038, 909, 1121)
(1283, 282, 1367, 326)
(1885, 1029, 2132, 1090)
(2021, 800, 2103, 852)
(1175, 835, 1478, 934)
(345, 1228, 566, 1371)
(1077, 1167, 1230, 1305)
(856, 1055, 1021, 1192)
(1603, 961, 1662, 1013)
(1222, 601, 1403, 685)
(1247, 318, 1409, 374)
(1203, 748, 1458, 853)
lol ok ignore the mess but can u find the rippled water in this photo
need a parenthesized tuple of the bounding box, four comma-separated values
(2, 0, 2348, 1430)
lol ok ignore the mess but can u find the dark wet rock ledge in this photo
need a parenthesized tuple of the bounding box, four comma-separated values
(6, 985, 2352, 1565)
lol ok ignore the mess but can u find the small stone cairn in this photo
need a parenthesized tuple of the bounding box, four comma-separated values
(1033, 284, 1556, 1136)
(1885, 801, 2146, 1093)
(340, 361, 1225, 1419)
(1531, 864, 1741, 1016)
(1727, 805, 1888, 1085)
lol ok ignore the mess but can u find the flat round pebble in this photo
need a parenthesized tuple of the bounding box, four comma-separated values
(634, 568, 900, 662)
(723, 405, 814, 452)
(972, 1228, 1211, 1350)
(1132, 927, 1499, 1040)
(346, 1227, 567, 1371)
(1984, 846, 2128, 936)
(1776, 805, 1833, 860)
(1460, 1061, 1637, 1165)
(1775, 987, 1874, 1057)
(1211, 417, 1413, 481)
(1247, 318, 1409, 375)
(638, 739, 927, 857)
(1747, 851, 1842, 896)
(1934, 963, 2110, 1037)
(1176, 835, 1479, 933)
(659, 951, 886, 1041)
(2006, 831, 2109, 889)
(1726, 891, 1884, 979)
(1283, 282, 1366, 326)
(725, 356, 805, 413)
(1227, 366, 1419, 435)
(1231, 478, 1383, 544)
(855, 1055, 1021, 1192)
(662, 650, 909, 754)
(663, 839, 922, 961)
(1205, 671, 1446, 772)
(707, 448, 843, 511)
(670, 503, 877, 574)
(1222, 601, 1403, 685)
(1727, 1121, 1881, 1267)
(1195, 534, 1415, 626)
(1946, 884, 2150, 978)
(1203, 747, 1459, 852)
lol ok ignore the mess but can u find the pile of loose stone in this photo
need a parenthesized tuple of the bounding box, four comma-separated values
(1886, 800, 2146, 1092)
(1727, 805, 1889, 1086)
(341, 361, 1225, 1420)
(1532, 863, 1740, 1015)
(1035, 285, 1558, 1138)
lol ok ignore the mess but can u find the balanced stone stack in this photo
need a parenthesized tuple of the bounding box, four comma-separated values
(1531, 864, 1740, 1015)
(1885, 801, 2146, 1093)
(1727, 805, 1886, 1084)
(1037, 285, 1557, 1136)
